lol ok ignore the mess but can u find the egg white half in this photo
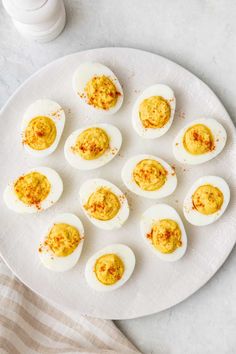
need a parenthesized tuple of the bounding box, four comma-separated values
(21, 99, 65, 157)
(85, 244, 135, 292)
(121, 154, 177, 199)
(140, 204, 187, 262)
(132, 84, 176, 139)
(39, 213, 85, 272)
(183, 175, 230, 226)
(73, 62, 123, 115)
(3, 166, 63, 213)
(79, 178, 129, 230)
(64, 123, 122, 170)
(173, 118, 227, 165)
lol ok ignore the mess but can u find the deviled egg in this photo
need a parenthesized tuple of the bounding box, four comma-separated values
(39, 213, 85, 272)
(121, 154, 177, 199)
(73, 62, 123, 115)
(183, 176, 230, 226)
(64, 124, 122, 170)
(85, 244, 135, 291)
(79, 178, 129, 230)
(173, 118, 227, 165)
(3, 167, 63, 213)
(132, 84, 176, 139)
(140, 204, 187, 262)
(21, 99, 65, 157)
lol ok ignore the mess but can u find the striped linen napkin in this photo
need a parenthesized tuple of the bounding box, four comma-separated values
(0, 257, 140, 354)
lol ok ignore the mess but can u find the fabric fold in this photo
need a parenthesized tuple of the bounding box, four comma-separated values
(0, 258, 140, 354)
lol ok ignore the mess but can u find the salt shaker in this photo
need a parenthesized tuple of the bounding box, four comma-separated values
(2, 0, 66, 42)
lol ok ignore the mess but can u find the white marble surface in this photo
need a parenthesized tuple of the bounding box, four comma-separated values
(0, 1, 235, 353)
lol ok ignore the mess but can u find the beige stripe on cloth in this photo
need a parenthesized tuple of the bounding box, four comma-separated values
(0, 258, 140, 354)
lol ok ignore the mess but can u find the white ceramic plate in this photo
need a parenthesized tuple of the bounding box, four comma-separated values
(0, 48, 236, 320)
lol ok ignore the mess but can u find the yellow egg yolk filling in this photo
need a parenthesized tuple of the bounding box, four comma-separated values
(84, 187, 120, 221)
(94, 253, 124, 285)
(14, 172, 51, 207)
(133, 159, 167, 191)
(183, 124, 214, 155)
(84, 75, 119, 110)
(24, 116, 56, 150)
(44, 223, 80, 257)
(147, 219, 182, 254)
(192, 184, 224, 215)
(72, 127, 109, 160)
(139, 96, 171, 129)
